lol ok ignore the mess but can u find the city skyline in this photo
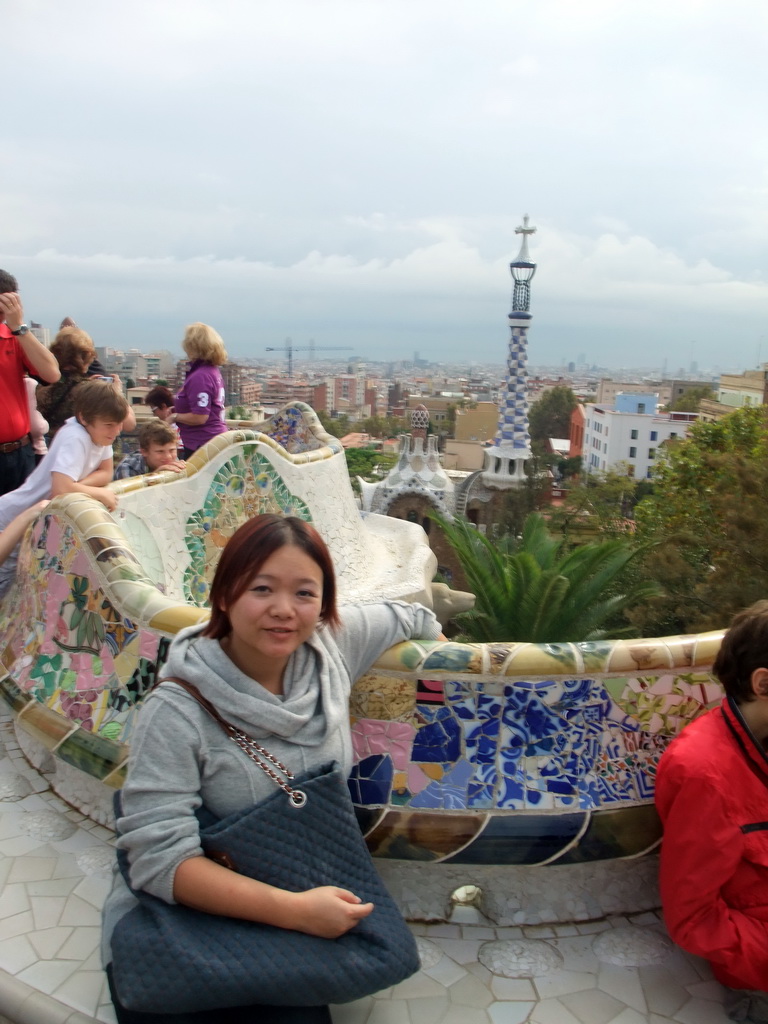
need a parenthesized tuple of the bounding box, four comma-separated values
(4, 0, 766, 372)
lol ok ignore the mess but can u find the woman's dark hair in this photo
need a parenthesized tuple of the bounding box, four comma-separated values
(145, 385, 174, 410)
(202, 514, 339, 639)
(712, 600, 768, 704)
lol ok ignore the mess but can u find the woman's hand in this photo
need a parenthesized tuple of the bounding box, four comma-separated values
(290, 886, 374, 938)
(173, 857, 372, 937)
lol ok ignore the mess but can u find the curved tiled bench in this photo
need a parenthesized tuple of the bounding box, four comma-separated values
(0, 401, 726, 923)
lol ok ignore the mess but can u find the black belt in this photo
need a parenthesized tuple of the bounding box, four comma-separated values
(0, 435, 31, 454)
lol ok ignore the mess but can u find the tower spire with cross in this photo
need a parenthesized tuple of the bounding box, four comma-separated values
(481, 215, 538, 488)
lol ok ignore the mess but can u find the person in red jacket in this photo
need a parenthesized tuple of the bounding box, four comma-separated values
(656, 600, 768, 1021)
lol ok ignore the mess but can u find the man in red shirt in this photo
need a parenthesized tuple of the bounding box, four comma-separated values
(0, 270, 61, 495)
(656, 601, 768, 1021)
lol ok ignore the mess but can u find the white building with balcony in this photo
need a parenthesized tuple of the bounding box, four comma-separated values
(583, 393, 697, 480)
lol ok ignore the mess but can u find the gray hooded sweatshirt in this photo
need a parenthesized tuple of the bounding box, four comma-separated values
(101, 600, 440, 964)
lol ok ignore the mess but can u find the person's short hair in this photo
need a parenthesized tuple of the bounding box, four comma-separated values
(182, 323, 228, 366)
(73, 380, 129, 425)
(202, 514, 339, 639)
(51, 327, 96, 374)
(712, 600, 768, 704)
(138, 419, 177, 450)
(0, 269, 18, 294)
(145, 385, 174, 411)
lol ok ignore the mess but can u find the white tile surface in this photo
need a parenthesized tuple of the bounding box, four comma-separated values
(488, 1002, 536, 1024)
(533, 969, 597, 1000)
(27, 927, 74, 961)
(447, 972, 494, 1009)
(0, 935, 38, 975)
(15, 958, 80, 995)
(598, 965, 648, 1014)
(0, 884, 30, 920)
(560, 987, 627, 1024)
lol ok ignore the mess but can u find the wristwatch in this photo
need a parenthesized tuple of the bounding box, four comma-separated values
(11, 325, 30, 337)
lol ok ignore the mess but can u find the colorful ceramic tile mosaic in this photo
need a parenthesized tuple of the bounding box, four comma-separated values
(0, 405, 729, 865)
(182, 447, 312, 606)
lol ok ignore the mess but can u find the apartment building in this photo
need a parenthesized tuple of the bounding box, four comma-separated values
(581, 393, 697, 479)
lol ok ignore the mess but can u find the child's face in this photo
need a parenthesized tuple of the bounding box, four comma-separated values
(83, 418, 122, 447)
(142, 441, 179, 471)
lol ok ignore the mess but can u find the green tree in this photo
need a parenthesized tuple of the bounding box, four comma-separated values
(227, 405, 248, 420)
(125, 378, 136, 389)
(344, 449, 396, 493)
(631, 405, 768, 634)
(528, 386, 577, 451)
(359, 414, 407, 438)
(315, 410, 351, 438)
(432, 512, 660, 642)
(548, 470, 651, 541)
(666, 386, 715, 413)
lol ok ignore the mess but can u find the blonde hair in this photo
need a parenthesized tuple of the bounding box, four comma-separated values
(51, 327, 96, 374)
(182, 323, 228, 366)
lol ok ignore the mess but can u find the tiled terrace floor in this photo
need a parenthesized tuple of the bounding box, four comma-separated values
(0, 711, 733, 1024)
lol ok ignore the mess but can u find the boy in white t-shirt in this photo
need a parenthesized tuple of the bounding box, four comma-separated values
(0, 379, 129, 597)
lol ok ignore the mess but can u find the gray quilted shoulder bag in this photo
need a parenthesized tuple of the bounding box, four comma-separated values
(110, 677, 420, 1013)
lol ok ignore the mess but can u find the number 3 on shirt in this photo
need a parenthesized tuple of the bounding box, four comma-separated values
(196, 392, 210, 408)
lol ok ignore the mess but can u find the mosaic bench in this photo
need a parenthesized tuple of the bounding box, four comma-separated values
(0, 402, 726, 922)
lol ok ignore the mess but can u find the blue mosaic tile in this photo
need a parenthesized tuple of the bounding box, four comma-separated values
(578, 778, 602, 810)
(347, 753, 393, 806)
(523, 697, 565, 746)
(444, 679, 473, 703)
(502, 684, 532, 712)
(498, 768, 527, 809)
(451, 699, 478, 722)
(411, 707, 461, 762)
(467, 782, 495, 808)
(559, 678, 597, 705)
(410, 759, 474, 810)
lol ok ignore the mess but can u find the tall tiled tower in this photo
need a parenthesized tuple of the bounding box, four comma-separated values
(481, 215, 537, 489)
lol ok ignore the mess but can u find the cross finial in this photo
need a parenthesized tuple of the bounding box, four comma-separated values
(515, 214, 536, 238)
(513, 214, 537, 264)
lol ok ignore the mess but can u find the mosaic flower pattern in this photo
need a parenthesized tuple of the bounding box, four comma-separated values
(183, 447, 311, 606)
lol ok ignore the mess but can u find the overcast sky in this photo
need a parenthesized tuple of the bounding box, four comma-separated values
(3, 0, 766, 372)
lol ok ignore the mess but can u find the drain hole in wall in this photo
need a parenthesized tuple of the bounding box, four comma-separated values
(451, 884, 483, 907)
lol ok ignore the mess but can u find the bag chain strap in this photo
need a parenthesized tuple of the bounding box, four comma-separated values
(226, 729, 307, 808)
(161, 676, 308, 808)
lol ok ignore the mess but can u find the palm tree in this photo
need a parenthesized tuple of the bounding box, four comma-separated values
(433, 512, 661, 643)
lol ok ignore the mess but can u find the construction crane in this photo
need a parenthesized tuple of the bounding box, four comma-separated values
(265, 338, 353, 378)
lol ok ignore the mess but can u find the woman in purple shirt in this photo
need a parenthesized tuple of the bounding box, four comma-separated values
(171, 323, 228, 457)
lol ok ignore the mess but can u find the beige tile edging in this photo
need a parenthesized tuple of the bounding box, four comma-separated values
(0, 970, 98, 1024)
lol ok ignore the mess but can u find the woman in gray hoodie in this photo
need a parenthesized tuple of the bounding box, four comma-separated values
(104, 514, 442, 1023)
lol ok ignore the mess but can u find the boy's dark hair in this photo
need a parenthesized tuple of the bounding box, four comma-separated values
(73, 380, 129, 424)
(139, 419, 177, 449)
(0, 269, 19, 294)
(712, 600, 768, 704)
(145, 385, 174, 410)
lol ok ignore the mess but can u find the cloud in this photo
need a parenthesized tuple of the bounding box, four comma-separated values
(2, 0, 767, 369)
